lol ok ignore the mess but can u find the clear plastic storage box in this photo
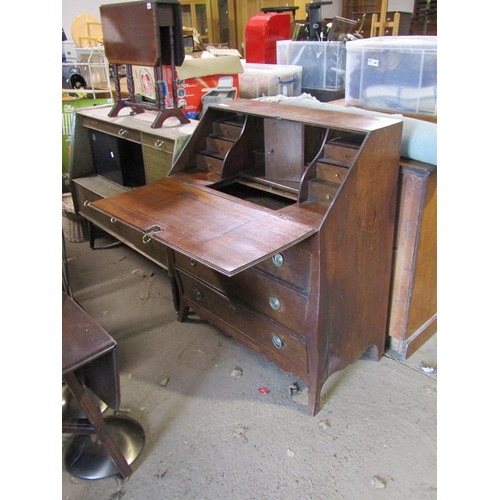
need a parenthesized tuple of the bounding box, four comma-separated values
(345, 36, 437, 116)
(276, 40, 347, 90)
(239, 62, 302, 98)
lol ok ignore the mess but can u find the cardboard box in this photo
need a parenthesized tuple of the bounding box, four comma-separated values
(133, 53, 243, 119)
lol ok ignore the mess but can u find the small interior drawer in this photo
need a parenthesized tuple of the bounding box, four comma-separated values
(211, 120, 243, 141)
(196, 153, 224, 175)
(322, 142, 358, 167)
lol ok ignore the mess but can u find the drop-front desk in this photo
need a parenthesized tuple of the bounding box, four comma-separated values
(70, 100, 407, 415)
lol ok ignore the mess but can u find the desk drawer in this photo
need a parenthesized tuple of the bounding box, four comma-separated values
(179, 270, 308, 374)
(142, 133, 175, 154)
(73, 182, 104, 220)
(73, 182, 168, 268)
(254, 244, 312, 291)
(82, 117, 142, 143)
(174, 252, 308, 335)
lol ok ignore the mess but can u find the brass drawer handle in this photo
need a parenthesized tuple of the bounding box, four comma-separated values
(189, 258, 197, 267)
(142, 225, 162, 245)
(83, 200, 91, 207)
(194, 289, 203, 301)
(271, 335, 284, 349)
(272, 253, 284, 267)
(269, 296, 281, 311)
(155, 139, 164, 148)
(118, 128, 128, 137)
(110, 217, 117, 223)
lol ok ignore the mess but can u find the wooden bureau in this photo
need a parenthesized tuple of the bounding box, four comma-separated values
(70, 100, 402, 415)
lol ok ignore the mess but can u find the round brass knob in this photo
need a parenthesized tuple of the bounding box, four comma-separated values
(272, 253, 284, 267)
(269, 296, 281, 311)
(271, 335, 284, 349)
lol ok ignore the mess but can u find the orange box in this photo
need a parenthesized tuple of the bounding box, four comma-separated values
(133, 53, 243, 119)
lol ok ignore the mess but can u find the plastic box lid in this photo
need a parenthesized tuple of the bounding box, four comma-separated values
(346, 36, 437, 53)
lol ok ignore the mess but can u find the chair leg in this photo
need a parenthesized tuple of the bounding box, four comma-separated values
(63, 372, 133, 479)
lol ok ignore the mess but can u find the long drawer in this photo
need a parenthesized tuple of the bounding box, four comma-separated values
(179, 270, 308, 375)
(73, 179, 169, 268)
(81, 116, 142, 143)
(174, 252, 309, 336)
(176, 239, 312, 291)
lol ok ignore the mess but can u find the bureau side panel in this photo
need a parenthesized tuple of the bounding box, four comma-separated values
(317, 123, 402, 380)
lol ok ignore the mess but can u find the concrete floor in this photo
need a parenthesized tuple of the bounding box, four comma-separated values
(62, 234, 437, 500)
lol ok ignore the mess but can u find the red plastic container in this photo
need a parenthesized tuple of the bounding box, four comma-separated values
(245, 13, 291, 64)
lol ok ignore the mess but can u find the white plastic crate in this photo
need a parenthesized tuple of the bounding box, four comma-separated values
(345, 36, 437, 116)
(276, 40, 346, 90)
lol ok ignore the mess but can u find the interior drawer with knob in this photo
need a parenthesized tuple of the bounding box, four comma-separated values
(322, 142, 359, 167)
(204, 136, 234, 158)
(178, 270, 308, 375)
(195, 153, 224, 175)
(315, 163, 349, 185)
(211, 118, 243, 141)
(174, 252, 308, 335)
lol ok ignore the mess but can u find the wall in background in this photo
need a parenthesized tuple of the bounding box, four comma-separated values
(62, 0, 123, 41)
(390, 0, 414, 12)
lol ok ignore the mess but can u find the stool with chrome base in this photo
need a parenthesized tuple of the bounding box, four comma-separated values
(62, 292, 145, 480)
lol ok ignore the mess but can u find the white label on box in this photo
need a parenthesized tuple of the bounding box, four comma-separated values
(367, 58, 379, 67)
